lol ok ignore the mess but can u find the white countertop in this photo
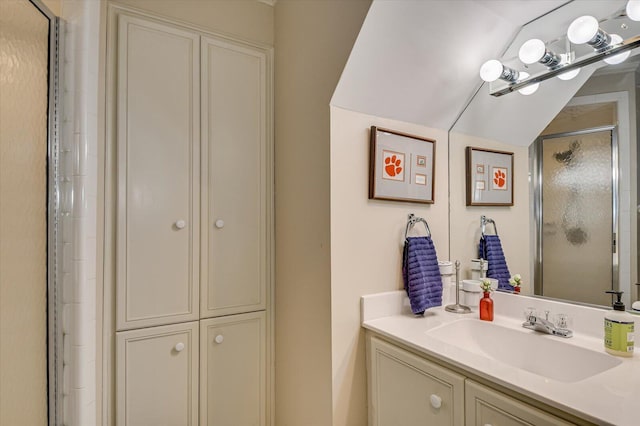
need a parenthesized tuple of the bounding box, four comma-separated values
(361, 290, 640, 426)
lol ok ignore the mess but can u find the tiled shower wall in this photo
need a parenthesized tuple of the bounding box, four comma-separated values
(59, 0, 99, 424)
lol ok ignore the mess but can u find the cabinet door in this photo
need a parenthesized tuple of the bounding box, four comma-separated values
(200, 36, 268, 318)
(465, 380, 574, 426)
(116, 15, 200, 330)
(368, 336, 465, 426)
(116, 322, 199, 426)
(200, 311, 266, 426)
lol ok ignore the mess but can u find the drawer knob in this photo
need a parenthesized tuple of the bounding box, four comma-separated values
(215, 335, 224, 344)
(215, 219, 225, 229)
(174, 342, 185, 352)
(175, 220, 186, 229)
(429, 394, 442, 409)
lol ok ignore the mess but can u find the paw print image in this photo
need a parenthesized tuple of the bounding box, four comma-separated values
(382, 150, 405, 181)
(385, 155, 402, 176)
(492, 167, 507, 190)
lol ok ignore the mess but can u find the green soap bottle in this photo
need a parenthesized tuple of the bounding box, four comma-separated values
(604, 291, 635, 357)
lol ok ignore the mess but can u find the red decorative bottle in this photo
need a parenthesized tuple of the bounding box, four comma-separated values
(480, 291, 494, 321)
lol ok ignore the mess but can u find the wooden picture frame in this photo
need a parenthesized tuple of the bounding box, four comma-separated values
(465, 146, 514, 206)
(369, 126, 435, 204)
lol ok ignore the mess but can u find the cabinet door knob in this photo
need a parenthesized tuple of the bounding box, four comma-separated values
(175, 220, 186, 229)
(214, 334, 224, 344)
(429, 394, 442, 409)
(215, 219, 225, 229)
(174, 342, 185, 352)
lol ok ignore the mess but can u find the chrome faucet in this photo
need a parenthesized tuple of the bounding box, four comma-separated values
(522, 311, 573, 338)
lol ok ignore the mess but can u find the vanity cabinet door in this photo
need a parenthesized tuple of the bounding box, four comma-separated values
(200, 36, 268, 319)
(368, 336, 465, 426)
(116, 321, 199, 426)
(200, 311, 266, 426)
(465, 380, 574, 426)
(116, 15, 200, 330)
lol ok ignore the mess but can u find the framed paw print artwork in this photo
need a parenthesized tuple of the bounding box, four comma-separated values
(465, 146, 514, 206)
(369, 126, 435, 203)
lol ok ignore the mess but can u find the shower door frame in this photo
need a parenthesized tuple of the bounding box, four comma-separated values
(27, 0, 63, 424)
(532, 125, 619, 303)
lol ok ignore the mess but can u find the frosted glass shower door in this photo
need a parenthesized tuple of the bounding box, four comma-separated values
(538, 129, 615, 306)
(0, 0, 51, 423)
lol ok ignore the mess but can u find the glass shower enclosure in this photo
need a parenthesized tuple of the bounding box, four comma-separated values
(533, 127, 618, 306)
(0, 0, 61, 424)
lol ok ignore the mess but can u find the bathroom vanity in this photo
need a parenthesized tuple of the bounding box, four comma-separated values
(362, 291, 640, 426)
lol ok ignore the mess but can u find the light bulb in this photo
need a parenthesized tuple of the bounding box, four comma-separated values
(480, 59, 504, 82)
(519, 39, 546, 64)
(517, 72, 539, 95)
(604, 34, 630, 64)
(557, 68, 580, 80)
(567, 15, 599, 44)
(627, 1, 640, 21)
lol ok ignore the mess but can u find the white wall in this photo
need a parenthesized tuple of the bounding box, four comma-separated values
(449, 131, 531, 292)
(330, 108, 449, 425)
(273, 2, 371, 424)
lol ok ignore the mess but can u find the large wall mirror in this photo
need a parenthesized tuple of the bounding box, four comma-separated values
(449, 0, 639, 309)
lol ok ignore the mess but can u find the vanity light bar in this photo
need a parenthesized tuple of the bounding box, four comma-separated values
(484, 1, 640, 97)
(490, 35, 640, 97)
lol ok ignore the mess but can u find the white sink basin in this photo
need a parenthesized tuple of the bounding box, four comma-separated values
(426, 319, 622, 383)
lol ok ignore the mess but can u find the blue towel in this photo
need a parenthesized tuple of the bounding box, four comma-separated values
(402, 236, 443, 315)
(479, 234, 511, 290)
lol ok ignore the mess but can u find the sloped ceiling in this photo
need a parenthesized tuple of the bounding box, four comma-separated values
(332, 0, 628, 145)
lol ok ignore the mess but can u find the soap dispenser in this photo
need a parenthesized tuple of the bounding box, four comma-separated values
(604, 291, 635, 357)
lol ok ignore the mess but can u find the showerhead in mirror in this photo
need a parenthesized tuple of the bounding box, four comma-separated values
(553, 140, 581, 166)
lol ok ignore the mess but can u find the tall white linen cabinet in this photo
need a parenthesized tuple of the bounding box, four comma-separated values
(105, 6, 273, 426)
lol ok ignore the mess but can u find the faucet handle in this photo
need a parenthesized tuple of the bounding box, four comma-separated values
(523, 307, 536, 321)
(553, 313, 571, 330)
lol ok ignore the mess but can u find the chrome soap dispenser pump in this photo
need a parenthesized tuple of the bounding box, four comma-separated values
(604, 290, 635, 357)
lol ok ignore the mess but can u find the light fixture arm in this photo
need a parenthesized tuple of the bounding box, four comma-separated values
(499, 65, 520, 82)
(586, 28, 612, 49)
(539, 49, 562, 67)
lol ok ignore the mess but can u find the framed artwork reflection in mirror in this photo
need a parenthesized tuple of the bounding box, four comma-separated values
(466, 146, 514, 206)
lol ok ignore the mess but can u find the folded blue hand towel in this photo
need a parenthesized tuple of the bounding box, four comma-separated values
(402, 236, 443, 315)
(479, 234, 511, 290)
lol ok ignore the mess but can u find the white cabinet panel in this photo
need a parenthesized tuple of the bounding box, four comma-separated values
(368, 336, 465, 426)
(200, 311, 266, 426)
(465, 380, 574, 426)
(116, 15, 200, 330)
(116, 321, 199, 426)
(110, 10, 272, 426)
(200, 37, 267, 318)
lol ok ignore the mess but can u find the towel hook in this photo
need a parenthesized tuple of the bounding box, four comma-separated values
(481, 215, 499, 236)
(405, 213, 431, 239)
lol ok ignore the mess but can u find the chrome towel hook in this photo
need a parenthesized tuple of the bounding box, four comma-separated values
(405, 213, 431, 239)
(481, 215, 499, 236)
